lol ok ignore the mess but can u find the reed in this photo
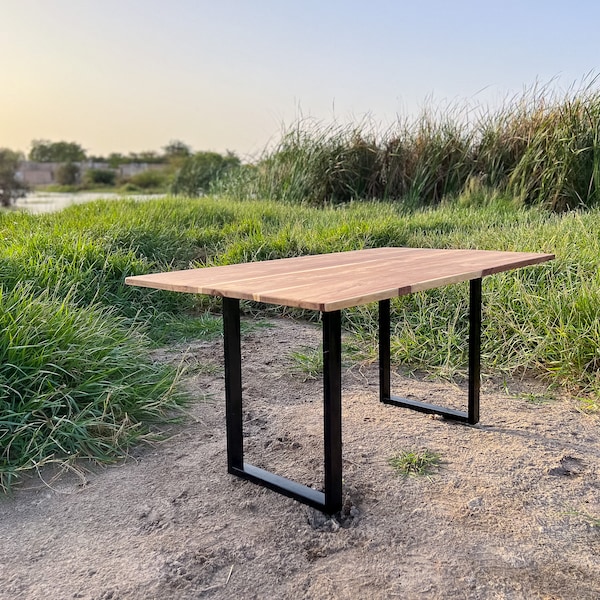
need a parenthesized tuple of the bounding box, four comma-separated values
(215, 78, 600, 210)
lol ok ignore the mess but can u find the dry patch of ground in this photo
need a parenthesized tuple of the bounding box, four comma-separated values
(1, 318, 599, 599)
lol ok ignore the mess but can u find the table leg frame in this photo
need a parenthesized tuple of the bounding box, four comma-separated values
(223, 279, 480, 511)
(379, 278, 482, 425)
(223, 297, 343, 514)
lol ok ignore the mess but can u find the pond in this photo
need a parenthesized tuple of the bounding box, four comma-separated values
(14, 191, 164, 214)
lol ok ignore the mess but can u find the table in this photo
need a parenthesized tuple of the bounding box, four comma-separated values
(126, 247, 554, 513)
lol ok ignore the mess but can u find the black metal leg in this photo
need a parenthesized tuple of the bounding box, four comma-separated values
(222, 299, 343, 514)
(223, 297, 243, 471)
(379, 279, 482, 424)
(468, 278, 481, 424)
(322, 310, 343, 514)
(379, 299, 391, 403)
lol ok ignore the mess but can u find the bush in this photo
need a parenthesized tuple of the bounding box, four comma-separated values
(0, 148, 28, 207)
(84, 168, 117, 186)
(126, 169, 168, 190)
(170, 151, 240, 196)
(56, 162, 80, 186)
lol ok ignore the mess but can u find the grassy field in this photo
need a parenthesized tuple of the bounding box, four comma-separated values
(1, 194, 599, 489)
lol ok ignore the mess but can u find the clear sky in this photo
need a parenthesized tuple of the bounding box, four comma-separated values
(1, 0, 599, 160)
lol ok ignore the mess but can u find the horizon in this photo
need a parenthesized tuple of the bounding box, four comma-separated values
(2, 1, 600, 160)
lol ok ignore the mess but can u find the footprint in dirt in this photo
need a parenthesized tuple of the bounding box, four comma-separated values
(547, 455, 584, 477)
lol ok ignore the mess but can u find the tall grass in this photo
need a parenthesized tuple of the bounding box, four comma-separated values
(509, 92, 600, 210)
(215, 79, 600, 211)
(215, 122, 383, 205)
(0, 284, 184, 491)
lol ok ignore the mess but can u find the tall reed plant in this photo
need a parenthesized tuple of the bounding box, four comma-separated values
(215, 77, 600, 211)
(509, 89, 600, 210)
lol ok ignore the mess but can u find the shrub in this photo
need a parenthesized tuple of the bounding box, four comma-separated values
(0, 148, 28, 207)
(55, 162, 80, 186)
(84, 168, 117, 186)
(126, 169, 168, 190)
(170, 151, 241, 196)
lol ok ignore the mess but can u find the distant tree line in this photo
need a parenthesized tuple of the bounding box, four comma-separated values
(26, 139, 193, 165)
(0, 138, 242, 204)
(29, 140, 87, 163)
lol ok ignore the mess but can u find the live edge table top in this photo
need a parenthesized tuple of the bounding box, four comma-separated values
(125, 247, 554, 312)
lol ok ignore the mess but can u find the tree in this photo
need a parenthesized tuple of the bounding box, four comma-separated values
(0, 148, 28, 207)
(163, 140, 192, 160)
(107, 152, 126, 168)
(29, 140, 86, 163)
(170, 151, 241, 196)
(127, 150, 162, 164)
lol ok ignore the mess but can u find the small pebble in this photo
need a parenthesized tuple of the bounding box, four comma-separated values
(467, 497, 484, 511)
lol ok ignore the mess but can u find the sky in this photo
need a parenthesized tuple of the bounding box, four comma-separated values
(1, 0, 600, 160)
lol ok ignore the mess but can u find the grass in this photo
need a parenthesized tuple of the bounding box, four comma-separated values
(388, 449, 442, 477)
(0, 284, 185, 491)
(569, 509, 600, 528)
(578, 395, 599, 413)
(289, 346, 324, 381)
(149, 312, 223, 346)
(2, 191, 600, 489)
(3, 195, 599, 387)
(288, 340, 361, 380)
(517, 391, 556, 405)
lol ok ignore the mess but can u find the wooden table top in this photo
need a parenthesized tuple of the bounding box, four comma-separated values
(125, 247, 554, 312)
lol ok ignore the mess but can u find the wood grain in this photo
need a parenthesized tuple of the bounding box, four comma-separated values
(125, 247, 554, 311)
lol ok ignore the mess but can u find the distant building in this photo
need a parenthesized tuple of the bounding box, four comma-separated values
(17, 161, 62, 186)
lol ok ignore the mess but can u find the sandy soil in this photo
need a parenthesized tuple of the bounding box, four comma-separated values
(1, 318, 599, 599)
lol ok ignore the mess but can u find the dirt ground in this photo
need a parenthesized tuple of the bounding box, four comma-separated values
(1, 317, 599, 599)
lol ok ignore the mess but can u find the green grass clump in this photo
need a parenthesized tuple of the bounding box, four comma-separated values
(517, 391, 556, 405)
(122, 168, 170, 192)
(507, 91, 600, 210)
(289, 346, 324, 381)
(0, 285, 184, 491)
(388, 449, 441, 477)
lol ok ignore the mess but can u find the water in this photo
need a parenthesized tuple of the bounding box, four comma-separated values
(14, 191, 164, 214)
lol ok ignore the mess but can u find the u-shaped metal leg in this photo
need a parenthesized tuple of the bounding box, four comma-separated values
(379, 278, 482, 425)
(223, 297, 343, 513)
